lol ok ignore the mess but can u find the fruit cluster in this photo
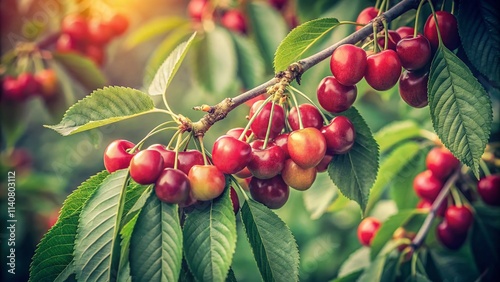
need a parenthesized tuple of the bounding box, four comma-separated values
(56, 13, 129, 66)
(1, 69, 58, 103)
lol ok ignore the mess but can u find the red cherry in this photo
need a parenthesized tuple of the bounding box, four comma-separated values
(356, 7, 379, 31)
(35, 69, 58, 99)
(273, 133, 290, 159)
(249, 101, 285, 139)
(88, 19, 114, 45)
(395, 26, 415, 39)
(396, 35, 432, 71)
(108, 13, 129, 36)
(317, 76, 357, 113)
(376, 30, 401, 51)
(268, 0, 287, 10)
(85, 44, 105, 66)
(56, 34, 82, 53)
(247, 143, 286, 179)
(445, 205, 473, 234)
(357, 217, 381, 246)
(129, 150, 164, 185)
(226, 127, 252, 141)
(155, 168, 191, 204)
(249, 175, 289, 209)
(477, 174, 500, 206)
(436, 220, 466, 250)
(329, 44, 367, 86)
(2, 76, 24, 101)
(316, 154, 333, 173)
(147, 144, 176, 169)
(413, 170, 443, 201)
(365, 50, 402, 91)
(230, 187, 240, 214)
(416, 199, 447, 217)
(103, 139, 136, 173)
(235, 167, 252, 179)
(17, 72, 39, 97)
(399, 70, 429, 108)
(187, 0, 209, 21)
(188, 165, 226, 201)
(321, 116, 355, 154)
(281, 159, 317, 191)
(177, 150, 205, 175)
(287, 103, 323, 130)
(61, 14, 88, 42)
(424, 11, 460, 51)
(288, 128, 326, 169)
(221, 10, 247, 34)
(425, 147, 460, 180)
(212, 135, 252, 174)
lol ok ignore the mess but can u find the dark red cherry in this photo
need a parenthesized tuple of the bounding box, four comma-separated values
(148, 144, 176, 169)
(249, 175, 290, 209)
(477, 174, 500, 206)
(396, 35, 432, 71)
(365, 50, 402, 91)
(445, 205, 473, 234)
(437, 220, 467, 250)
(317, 76, 357, 113)
(399, 70, 429, 108)
(316, 154, 333, 173)
(273, 133, 290, 159)
(247, 144, 286, 179)
(177, 150, 205, 175)
(357, 217, 381, 246)
(330, 44, 367, 86)
(376, 30, 401, 51)
(425, 147, 460, 180)
(226, 127, 253, 142)
(413, 170, 443, 201)
(287, 103, 323, 130)
(155, 168, 191, 204)
(129, 149, 164, 185)
(212, 135, 252, 174)
(249, 101, 285, 139)
(230, 187, 240, 214)
(424, 11, 460, 51)
(321, 116, 355, 154)
(356, 7, 379, 31)
(104, 139, 136, 173)
(396, 26, 415, 39)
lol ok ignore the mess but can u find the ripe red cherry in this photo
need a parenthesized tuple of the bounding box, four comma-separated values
(17, 72, 38, 97)
(2, 76, 24, 101)
(221, 10, 247, 34)
(108, 13, 129, 36)
(230, 187, 240, 214)
(365, 50, 402, 91)
(273, 133, 290, 158)
(155, 168, 191, 204)
(226, 127, 252, 141)
(85, 44, 105, 66)
(321, 116, 355, 154)
(104, 140, 136, 173)
(436, 220, 466, 250)
(425, 147, 460, 180)
(287, 103, 323, 130)
(355, 7, 379, 31)
(316, 154, 333, 173)
(88, 20, 114, 45)
(445, 205, 473, 234)
(413, 170, 443, 201)
(247, 143, 286, 179)
(249, 175, 289, 209)
(317, 76, 357, 113)
(396, 35, 432, 71)
(424, 11, 460, 51)
(477, 174, 500, 206)
(61, 14, 88, 42)
(147, 144, 176, 169)
(249, 101, 285, 139)
(329, 44, 367, 86)
(377, 30, 401, 51)
(35, 69, 58, 99)
(187, 0, 209, 21)
(396, 26, 415, 39)
(399, 70, 429, 108)
(188, 165, 226, 201)
(357, 217, 381, 246)
(177, 150, 205, 175)
(288, 128, 326, 169)
(129, 150, 164, 185)
(56, 34, 82, 53)
(212, 135, 252, 174)
(281, 159, 317, 191)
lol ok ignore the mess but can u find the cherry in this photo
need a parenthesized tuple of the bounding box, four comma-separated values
(249, 175, 289, 209)
(477, 174, 500, 206)
(317, 76, 357, 113)
(416, 199, 447, 217)
(355, 7, 379, 31)
(104, 139, 136, 173)
(399, 70, 429, 108)
(226, 127, 252, 141)
(424, 11, 460, 51)
(436, 220, 466, 250)
(445, 205, 473, 234)
(249, 101, 285, 139)
(393, 227, 416, 252)
(396, 35, 432, 71)
(357, 217, 381, 246)
(56, 34, 81, 53)
(365, 50, 402, 91)
(189, 165, 226, 201)
(85, 44, 105, 66)
(221, 9, 247, 34)
(177, 150, 205, 175)
(273, 133, 290, 158)
(230, 187, 240, 214)
(212, 135, 252, 174)
(129, 150, 164, 185)
(247, 143, 286, 179)
(147, 144, 176, 169)
(281, 159, 317, 191)
(376, 30, 401, 51)
(88, 19, 114, 45)
(413, 170, 443, 201)
(287, 103, 323, 130)
(187, 0, 208, 21)
(321, 116, 355, 154)
(35, 69, 58, 99)
(61, 14, 88, 42)
(425, 147, 460, 180)
(108, 13, 129, 36)
(155, 168, 191, 204)
(17, 72, 38, 97)
(329, 44, 367, 86)
(316, 154, 333, 173)
(395, 26, 415, 39)
(288, 128, 326, 169)
(2, 76, 24, 101)
(268, 0, 287, 10)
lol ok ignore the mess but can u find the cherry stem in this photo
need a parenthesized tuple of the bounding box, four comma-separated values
(440, 0, 446, 11)
(450, 186, 462, 207)
(288, 89, 304, 129)
(262, 101, 277, 149)
(382, 19, 389, 50)
(167, 129, 181, 149)
(239, 95, 273, 141)
(131, 121, 177, 152)
(372, 23, 379, 53)
(173, 131, 183, 170)
(479, 159, 491, 176)
(198, 135, 208, 165)
(414, 0, 427, 38)
(410, 168, 460, 250)
(426, 0, 444, 48)
(377, 0, 387, 16)
(288, 85, 329, 124)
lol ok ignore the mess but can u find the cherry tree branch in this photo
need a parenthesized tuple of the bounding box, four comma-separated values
(189, 0, 422, 135)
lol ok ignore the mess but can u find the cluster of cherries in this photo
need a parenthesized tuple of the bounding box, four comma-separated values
(337, 7, 460, 108)
(1, 69, 58, 103)
(55, 13, 129, 66)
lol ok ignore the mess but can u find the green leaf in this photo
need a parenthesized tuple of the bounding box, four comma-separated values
(365, 142, 421, 214)
(45, 86, 156, 136)
(458, 0, 500, 84)
(328, 107, 379, 213)
(274, 18, 339, 72)
(129, 193, 183, 281)
(428, 46, 492, 178)
(183, 187, 237, 281)
(148, 32, 196, 95)
(337, 247, 370, 277)
(470, 205, 500, 280)
(405, 272, 432, 282)
(374, 121, 422, 154)
(429, 248, 480, 281)
(29, 171, 109, 282)
(73, 170, 128, 281)
(357, 254, 386, 282)
(241, 199, 299, 282)
(124, 17, 190, 49)
(193, 27, 237, 95)
(330, 270, 363, 282)
(53, 52, 107, 90)
(303, 172, 338, 219)
(231, 33, 265, 89)
(248, 2, 288, 71)
(117, 213, 139, 282)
